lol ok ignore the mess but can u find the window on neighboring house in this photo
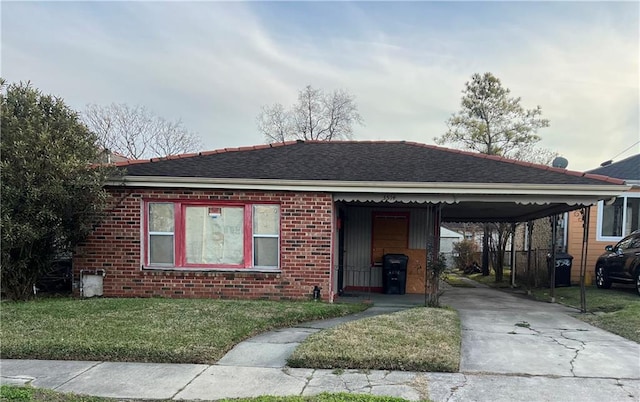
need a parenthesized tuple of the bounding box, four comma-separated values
(597, 194, 640, 241)
(145, 201, 280, 270)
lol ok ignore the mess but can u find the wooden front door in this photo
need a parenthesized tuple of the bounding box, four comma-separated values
(371, 212, 409, 264)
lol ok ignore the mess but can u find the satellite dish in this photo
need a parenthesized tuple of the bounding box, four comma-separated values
(552, 156, 568, 169)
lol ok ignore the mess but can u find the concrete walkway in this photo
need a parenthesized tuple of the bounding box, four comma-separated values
(2, 283, 639, 401)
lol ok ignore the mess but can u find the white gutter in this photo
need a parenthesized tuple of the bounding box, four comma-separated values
(107, 176, 630, 197)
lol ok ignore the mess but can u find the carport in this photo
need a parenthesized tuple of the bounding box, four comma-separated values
(329, 150, 629, 306)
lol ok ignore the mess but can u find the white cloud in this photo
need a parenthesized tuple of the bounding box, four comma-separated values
(2, 2, 637, 171)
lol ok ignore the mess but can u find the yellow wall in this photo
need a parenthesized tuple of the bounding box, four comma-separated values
(567, 188, 640, 282)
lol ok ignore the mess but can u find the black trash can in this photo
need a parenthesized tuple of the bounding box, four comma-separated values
(382, 254, 408, 295)
(547, 252, 573, 287)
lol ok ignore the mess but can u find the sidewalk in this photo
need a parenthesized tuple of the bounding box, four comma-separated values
(2, 286, 639, 401)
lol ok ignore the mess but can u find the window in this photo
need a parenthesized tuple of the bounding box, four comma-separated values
(185, 206, 244, 265)
(597, 194, 640, 241)
(253, 205, 279, 267)
(148, 203, 175, 265)
(145, 201, 280, 270)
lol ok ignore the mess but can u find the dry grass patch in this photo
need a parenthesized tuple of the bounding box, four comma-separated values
(288, 307, 460, 372)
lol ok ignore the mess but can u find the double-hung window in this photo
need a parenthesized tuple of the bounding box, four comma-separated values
(145, 201, 280, 270)
(596, 193, 640, 242)
(253, 205, 280, 267)
(148, 203, 175, 265)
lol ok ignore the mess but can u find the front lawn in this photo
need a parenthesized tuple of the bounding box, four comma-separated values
(531, 286, 640, 343)
(288, 307, 460, 372)
(0, 298, 367, 364)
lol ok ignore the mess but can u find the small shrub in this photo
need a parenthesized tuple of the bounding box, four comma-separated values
(452, 240, 478, 271)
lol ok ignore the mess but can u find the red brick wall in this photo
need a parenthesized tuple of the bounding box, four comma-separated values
(73, 187, 334, 300)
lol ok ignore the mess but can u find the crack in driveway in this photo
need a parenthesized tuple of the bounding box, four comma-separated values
(445, 373, 468, 402)
(515, 324, 588, 377)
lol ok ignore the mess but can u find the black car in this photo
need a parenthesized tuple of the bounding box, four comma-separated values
(595, 230, 640, 296)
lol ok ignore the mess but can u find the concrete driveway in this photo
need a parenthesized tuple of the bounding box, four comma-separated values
(439, 284, 640, 379)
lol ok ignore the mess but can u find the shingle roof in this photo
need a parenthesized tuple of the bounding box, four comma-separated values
(587, 154, 640, 181)
(118, 141, 624, 185)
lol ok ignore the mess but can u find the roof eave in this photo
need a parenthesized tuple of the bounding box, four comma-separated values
(107, 176, 631, 197)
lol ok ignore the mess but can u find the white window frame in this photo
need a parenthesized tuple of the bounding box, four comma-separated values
(147, 202, 175, 266)
(596, 192, 640, 242)
(252, 205, 280, 269)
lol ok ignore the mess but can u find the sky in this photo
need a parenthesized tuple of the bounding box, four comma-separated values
(2, 1, 638, 172)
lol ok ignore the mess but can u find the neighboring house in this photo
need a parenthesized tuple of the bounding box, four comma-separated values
(73, 141, 627, 301)
(439, 227, 464, 269)
(567, 154, 640, 281)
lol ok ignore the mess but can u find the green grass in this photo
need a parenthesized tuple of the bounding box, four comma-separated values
(221, 393, 412, 402)
(0, 386, 412, 402)
(0, 298, 367, 364)
(467, 269, 513, 288)
(442, 273, 476, 288)
(288, 307, 461, 372)
(531, 286, 640, 343)
(0, 385, 108, 402)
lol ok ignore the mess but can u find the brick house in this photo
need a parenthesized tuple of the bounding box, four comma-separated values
(73, 141, 628, 301)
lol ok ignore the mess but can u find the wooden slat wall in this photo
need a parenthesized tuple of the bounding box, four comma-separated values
(342, 205, 435, 290)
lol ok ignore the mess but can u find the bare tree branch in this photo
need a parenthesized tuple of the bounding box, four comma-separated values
(257, 85, 363, 143)
(82, 103, 202, 159)
(256, 103, 292, 144)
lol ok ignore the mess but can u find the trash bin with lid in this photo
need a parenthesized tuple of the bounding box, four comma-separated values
(382, 254, 408, 295)
(547, 252, 573, 287)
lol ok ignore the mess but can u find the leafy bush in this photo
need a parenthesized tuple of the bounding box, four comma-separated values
(1, 80, 115, 300)
(452, 240, 478, 271)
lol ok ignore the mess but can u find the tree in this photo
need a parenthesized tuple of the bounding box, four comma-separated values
(257, 85, 363, 143)
(435, 72, 550, 157)
(510, 143, 559, 166)
(1, 80, 114, 300)
(82, 103, 203, 159)
(435, 72, 551, 282)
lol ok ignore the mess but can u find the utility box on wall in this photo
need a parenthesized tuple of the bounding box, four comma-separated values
(81, 270, 106, 297)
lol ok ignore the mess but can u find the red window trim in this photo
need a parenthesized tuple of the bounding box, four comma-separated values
(143, 199, 280, 270)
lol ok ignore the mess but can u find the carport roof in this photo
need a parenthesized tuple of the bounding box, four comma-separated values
(113, 140, 629, 222)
